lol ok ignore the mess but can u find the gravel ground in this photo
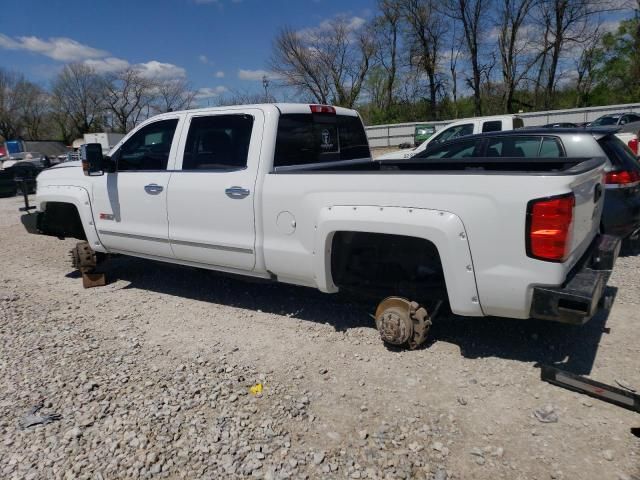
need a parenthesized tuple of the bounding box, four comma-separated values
(0, 194, 638, 480)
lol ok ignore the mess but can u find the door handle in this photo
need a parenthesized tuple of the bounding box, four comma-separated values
(144, 183, 164, 195)
(225, 186, 250, 199)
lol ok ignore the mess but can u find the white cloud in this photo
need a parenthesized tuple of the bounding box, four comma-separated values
(0, 33, 108, 61)
(199, 54, 210, 64)
(194, 86, 228, 99)
(298, 15, 366, 42)
(238, 69, 280, 81)
(136, 60, 186, 79)
(215, 71, 225, 78)
(84, 57, 131, 74)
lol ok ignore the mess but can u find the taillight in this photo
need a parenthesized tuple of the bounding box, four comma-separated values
(309, 104, 336, 114)
(604, 169, 640, 188)
(628, 138, 638, 155)
(526, 194, 575, 262)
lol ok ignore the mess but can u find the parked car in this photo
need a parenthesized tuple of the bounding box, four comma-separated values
(2, 161, 41, 195)
(588, 113, 640, 127)
(416, 127, 640, 238)
(376, 114, 525, 160)
(615, 120, 640, 157)
(0, 170, 17, 197)
(21, 104, 616, 350)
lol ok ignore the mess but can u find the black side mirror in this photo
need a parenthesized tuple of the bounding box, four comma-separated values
(80, 143, 104, 176)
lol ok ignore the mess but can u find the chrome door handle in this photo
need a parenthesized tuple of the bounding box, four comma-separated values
(144, 183, 164, 195)
(225, 186, 250, 198)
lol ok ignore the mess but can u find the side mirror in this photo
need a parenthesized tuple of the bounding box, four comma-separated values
(80, 143, 104, 176)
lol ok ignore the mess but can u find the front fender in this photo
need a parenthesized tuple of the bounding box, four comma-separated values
(313, 205, 483, 317)
(36, 185, 105, 252)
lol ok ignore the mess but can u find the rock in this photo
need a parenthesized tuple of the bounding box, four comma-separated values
(533, 405, 558, 423)
(318, 368, 328, 375)
(313, 452, 325, 465)
(434, 469, 448, 480)
(457, 397, 468, 406)
(602, 450, 614, 461)
(64, 427, 82, 440)
(358, 430, 368, 440)
(432, 441, 444, 452)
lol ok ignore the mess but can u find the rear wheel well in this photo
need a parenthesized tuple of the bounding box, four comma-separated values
(39, 202, 87, 240)
(330, 231, 447, 303)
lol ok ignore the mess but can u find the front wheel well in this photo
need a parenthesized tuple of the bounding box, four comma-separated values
(39, 202, 87, 240)
(330, 231, 448, 303)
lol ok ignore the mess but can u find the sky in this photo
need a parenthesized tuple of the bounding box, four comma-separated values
(0, 0, 375, 104)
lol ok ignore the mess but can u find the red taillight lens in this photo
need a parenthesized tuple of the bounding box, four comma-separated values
(604, 169, 640, 187)
(309, 104, 336, 114)
(628, 138, 638, 155)
(527, 194, 575, 262)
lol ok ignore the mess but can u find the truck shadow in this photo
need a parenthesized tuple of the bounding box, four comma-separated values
(83, 256, 615, 377)
(426, 286, 617, 376)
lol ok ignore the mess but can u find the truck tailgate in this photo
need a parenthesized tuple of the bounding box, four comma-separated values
(564, 164, 605, 268)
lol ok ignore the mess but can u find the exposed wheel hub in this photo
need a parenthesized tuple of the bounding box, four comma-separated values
(375, 296, 432, 350)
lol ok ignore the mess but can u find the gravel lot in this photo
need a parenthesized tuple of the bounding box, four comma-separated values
(0, 194, 638, 480)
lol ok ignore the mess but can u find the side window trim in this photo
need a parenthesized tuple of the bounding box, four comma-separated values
(179, 113, 254, 172)
(112, 116, 183, 172)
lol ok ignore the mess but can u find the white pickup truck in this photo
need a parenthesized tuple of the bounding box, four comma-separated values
(22, 103, 619, 349)
(376, 114, 524, 160)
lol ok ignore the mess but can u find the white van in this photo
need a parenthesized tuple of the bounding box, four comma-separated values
(377, 114, 525, 160)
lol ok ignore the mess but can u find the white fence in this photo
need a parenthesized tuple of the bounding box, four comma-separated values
(365, 102, 640, 148)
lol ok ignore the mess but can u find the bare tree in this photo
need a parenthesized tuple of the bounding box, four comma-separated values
(448, 24, 463, 117)
(152, 78, 196, 113)
(497, 0, 538, 113)
(402, 0, 447, 118)
(374, 0, 403, 110)
(20, 83, 50, 140)
(0, 69, 27, 140)
(270, 27, 332, 104)
(104, 68, 156, 133)
(446, 0, 492, 116)
(270, 17, 375, 108)
(534, 0, 611, 109)
(51, 63, 106, 138)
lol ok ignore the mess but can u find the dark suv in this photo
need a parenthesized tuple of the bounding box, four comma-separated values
(416, 128, 640, 238)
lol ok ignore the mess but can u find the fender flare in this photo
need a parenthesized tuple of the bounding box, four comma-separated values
(37, 185, 105, 252)
(313, 205, 484, 317)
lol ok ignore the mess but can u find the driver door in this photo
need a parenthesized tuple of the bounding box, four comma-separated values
(92, 117, 183, 258)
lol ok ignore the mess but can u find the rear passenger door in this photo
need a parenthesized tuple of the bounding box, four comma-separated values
(167, 109, 264, 270)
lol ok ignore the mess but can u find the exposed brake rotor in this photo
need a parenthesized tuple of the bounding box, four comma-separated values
(375, 296, 432, 350)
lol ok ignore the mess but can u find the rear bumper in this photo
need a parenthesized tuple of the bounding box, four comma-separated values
(529, 234, 621, 325)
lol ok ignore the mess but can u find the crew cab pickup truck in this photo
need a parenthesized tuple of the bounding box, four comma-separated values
(22, 104, 619, 349)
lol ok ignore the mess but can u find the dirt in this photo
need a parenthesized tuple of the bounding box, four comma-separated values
(1, 194, 638, 480)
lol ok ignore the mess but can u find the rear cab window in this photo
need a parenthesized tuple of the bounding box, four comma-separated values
(429, 123, 474, 147)
(274, 113, 370, 169)
(482, 120, 502, 133)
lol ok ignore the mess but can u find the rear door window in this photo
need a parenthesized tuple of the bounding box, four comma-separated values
(430, 123, 474, 147)
(182, 114, 254, 170)
(274, 114, 370, 168)
(539, 138, 564, 157)
(482, 120, 502, 133)
(419, 139, 482, 159)
(487, 136, 541, 157)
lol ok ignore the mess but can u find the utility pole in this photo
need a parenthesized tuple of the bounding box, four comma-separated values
(262, 75, 270, 102)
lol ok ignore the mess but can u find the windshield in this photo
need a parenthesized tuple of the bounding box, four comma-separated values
(591, 116, 620, 126)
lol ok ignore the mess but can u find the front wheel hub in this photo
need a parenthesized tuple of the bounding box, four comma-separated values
(375, 297, 414, 345)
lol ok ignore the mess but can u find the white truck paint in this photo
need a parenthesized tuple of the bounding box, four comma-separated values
(376, 115, 524, 160)
(26, 104, 615, 337)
